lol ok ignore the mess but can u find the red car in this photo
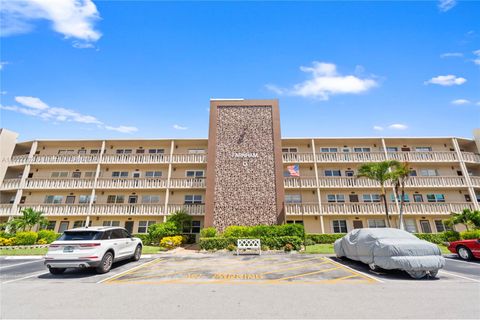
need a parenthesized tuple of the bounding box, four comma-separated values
(447, 239, 480, 260)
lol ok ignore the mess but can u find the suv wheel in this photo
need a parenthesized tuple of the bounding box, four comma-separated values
(457, 246, 472, 260)
(96, 252, 114, 274)
(132, 245, 142, 261)
(49, 267, 66, 275)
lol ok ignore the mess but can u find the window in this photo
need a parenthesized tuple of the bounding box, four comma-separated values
(148, 149, 164, 154)
(324, 170, 341, 177)
(107, 195, 125, 203)
(368, 219, 386, 228)
(390, 194, 410, 202)
(111, 229, 125, 239)
(58, 150, 74, 155)
(386, 147, 398, 152)
(409, 170, 417, 177)
(46, 221, 56, 231)
(353, 147, 371, 152)
(90, 149, 100, 154)
(137, 221, 156, 233)
(58, 221, 69, 233)
(415, 147, 432, 152)
(44, 195, 63, 204)
(345, 170, 354, 177)
(285, 194, 302, 204)
(282, 147, 298, 153)
(320, 147, 338, 152)
(65, 196, 76, 204)
(102, 221, 120, 227)
(363, 194, 381, 202)
(413, 194, 424, 202)
(184, 195, 202, 204)
(426, 194, 445, 203)
(286, 220, 304, 225)
(72, 171, 81, 178)
(327, 194, 345, 203)
(84, 171, 95, 178)
(136, 149, 145, 154)
(73, 220, 89, 228)
(78, 149, 87, 154)
(465, 194, 471, 202)
(332, 220, 348, 233)
(9, 196, 15, 204)
(420, 220, 432, 233)
(51, 172, 68, 178)
(405, 219, 417, 233)
(183, 221, 201, 234)
(145, 171, 162, 178)
(434, 220, 446, 233)
(112, 171, 128, 178)
(419, 169, 438, 177)
(79, 195, 91, 204)
(116, 149, 132, 154)
(188, 149, 205, 154)
(142, 195, 160, 203)
(186, 170, 204, 178)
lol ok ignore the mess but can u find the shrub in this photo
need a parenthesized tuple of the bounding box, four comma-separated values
(284, 243, 294, 252)
(261, 245, 269, 251)
(160, 236, 183, 250)
(199, 236, 303, 251)
(133, 234, 152, 245)
(37, 230, 60, 244)
(166, 210, 192, 230)
(0, 237, 15, 246)
(181, 233, 196, 244)
(200, 227, 217, 238)
(37, 238, 48, 245)
(0, 232, 15, 239)
(443, 230, 461, 242)
(304, 238, 316, 246)
(306, 233, 346, 244)
(460, 230, 480, 240)
(414, 233, 445, 244)
(14, 231, 38, 245)
(199, 237, 237, 250)
(222, 224, 304, 238)
(226, 244, 236, 251)
(148, 222, 178, 244)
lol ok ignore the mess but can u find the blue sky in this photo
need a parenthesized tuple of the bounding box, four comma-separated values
(0, 0, 479, 141)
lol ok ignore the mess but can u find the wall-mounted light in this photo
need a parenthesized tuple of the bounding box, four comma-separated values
(310, 166, 313, 170)
(421, 216, 426, 219)
(106, 168, 109, 171)
(171, 191, 174, 195)
(173, 168, 176, 171)
(374, 144, 377, 147)
(101, 191, 104, 195)
(175, 145, 178, 149)
(63, 218, 68, 220)
(307, 144, 310, 148)
(35, 169, 38, 172)
(355, 217, 359, 220)
(314, 216, 318, 220)
(312, 191, 315, 194)
(110, 146, 113, 149)
(128, 218, 132, 221)
(96, 217, 99, 221)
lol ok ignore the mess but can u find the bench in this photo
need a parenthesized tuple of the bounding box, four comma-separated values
(236, 239, 261, 255)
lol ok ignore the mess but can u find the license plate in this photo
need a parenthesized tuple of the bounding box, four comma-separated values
(63, 246, 74, 253)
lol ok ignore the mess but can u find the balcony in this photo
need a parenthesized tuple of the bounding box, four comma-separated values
(96, 178, 168, 189)
(285, 202, 475, 216)
(462, 152, 480, 164)
(101, 154, 169, 164)
(316, 152, 385, 163)
(282, 153, 315, 163)
(284, 177, 317, 188)
(14, 204, 91, 216)
(471, 176, 480, 188)
(169, 178, 206, 188)
(88, 204, 205, 216)
(170, 154, 207, 163)
(0, 178, 21, 190)
(387, 151, 458, 162)
(25, 178, 95, 189)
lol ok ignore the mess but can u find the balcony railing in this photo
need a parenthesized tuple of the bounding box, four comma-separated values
(285, 202, 474, 216)
(0, 178, 21, 190)
(96, 178, 168, 189)
(0, 204, 13, 215)
(169, 178, 206, 188)
(16, 204, 90, 216)
(101, 154, 170, 164)
(282, 153, 315, 163)
(316, 152, 385, 163)
(461, 152, 480, 163)
(170, 154, 207, 163)
(284, 177, 317, 188)
(24, 178, 95, 189)
(387, 151, 457, 162)
(167, 204, 205, 215)
(470, 176, 480, 187)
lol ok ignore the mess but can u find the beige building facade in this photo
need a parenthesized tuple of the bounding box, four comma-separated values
(1, 100, 479, 236)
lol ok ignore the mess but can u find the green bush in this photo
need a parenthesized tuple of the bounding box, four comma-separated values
(200, 227, 217, 238)
(199, 237, 237, 250)
(160, 236, 183, 250)
(443, 230, 461, 242)
(133, 234, 152, 245)
(14, 231, 38, 245)
(222, 224, 304, 238)
(226, 244, 236, 251)
(414, 233, 446, 244)
(180, 233, 196, 244)
(460, 230, 480, 240)
(199, 236, 303, 251)
(37, 230, 60, 244)
(0, 231, 15, 239)
(306, 233, 346, 244)
(148, 221, 179, 244)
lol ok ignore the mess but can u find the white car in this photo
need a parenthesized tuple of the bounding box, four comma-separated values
(44, 226, 143, 274)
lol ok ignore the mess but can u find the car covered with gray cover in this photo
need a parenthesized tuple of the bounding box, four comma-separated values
(334, 228, 445, 279)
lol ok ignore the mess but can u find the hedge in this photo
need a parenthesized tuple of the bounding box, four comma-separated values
(306, 233, 346, 244)
(37, 230, 60, 244)
(460, 230, 480, 240)
(14, 232, 38, 245)
(222, 224, 304, 238)
(199, 236, 303, 251)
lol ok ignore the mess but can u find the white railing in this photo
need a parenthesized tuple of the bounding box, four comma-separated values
(169, 178, 206, 188)
(96, 178, 168, 189)
(387, 151, 457, 162)
(170, 154, 207, 163)
(91, 204, 165, 215)
(167, 204, 205, 215)
(284, 177, 317, 188)
(32, 154, 99, 164)
(24, 179, 95, 189)
(0, 204, 13, 215)
(0, 178, 21, 190)
(282, 153, 315, 163)
(18, 204, 90, 216)
(322, 203, 385, 215)
(101, 154, 170, 164)
(461, 152, 480, 163)
(470, 176, 480, 187)
(318, 177, 378, 188)
(402, 202, 474, 215)
(2, 155, 28, 164)
(285, 203, 320, 215)
(316, 152, 386, 163)
(404, 176, 466, 187)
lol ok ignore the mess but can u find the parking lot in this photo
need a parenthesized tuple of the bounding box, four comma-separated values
(1, 253, 479, 319)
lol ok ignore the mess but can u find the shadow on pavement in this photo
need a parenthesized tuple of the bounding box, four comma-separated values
(38, 259, 133, 279)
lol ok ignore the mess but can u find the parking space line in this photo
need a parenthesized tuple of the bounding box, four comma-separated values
(326, 258, 383, 283)
(0, 260, 43, 270)
(260, 260, 330, 275)
(99, 258, 163, 283)
(329, 274, 359, 283)
(445, 257, 479, 265)
(2, 271, 49, 285)
(273, 266, 341, 281)
(439, 271, 480, 283)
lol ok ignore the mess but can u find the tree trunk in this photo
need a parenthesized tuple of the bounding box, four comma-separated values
(381, 193, 391, 228)
(399, 187, 406, 231)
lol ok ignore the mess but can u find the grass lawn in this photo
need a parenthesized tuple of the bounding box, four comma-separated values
(304, 244, 451, 255)
(0, 247, 48, 256)
(142, 245, 166, 254)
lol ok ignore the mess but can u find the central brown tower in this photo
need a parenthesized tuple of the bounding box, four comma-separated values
(205, 99, 285, 231)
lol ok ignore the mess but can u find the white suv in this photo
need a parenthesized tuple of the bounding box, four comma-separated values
(44, 226, 143, 274)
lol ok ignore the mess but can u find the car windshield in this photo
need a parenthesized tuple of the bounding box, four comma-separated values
(58, 231, 102, 241)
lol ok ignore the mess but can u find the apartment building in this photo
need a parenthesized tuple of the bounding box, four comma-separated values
(1, 100, 479, 236)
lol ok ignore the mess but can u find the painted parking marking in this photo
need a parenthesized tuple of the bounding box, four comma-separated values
(326, 258, 383, 283)
(0, 260, 43, 270)
(2, 271, 50, 285)
(438, 271, 480, 283)
(99, 258, 163, 283)
(273, 266, 342, 281)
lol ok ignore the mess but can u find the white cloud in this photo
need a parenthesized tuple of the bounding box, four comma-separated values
(440, 52, 463, 58)
(72, 41, 95, 49)
(388, 124, 408, 130)
(473, 49, 480, 65)
(1, 0, 101, 44)
(451, 99, 471, 105)
(373, 126, 384, 131)
(173, 124, 188, 130)
(438, 0, 457, 12)
(1, 96, 137, 134)
(105, 126, 138, 134)
(424, 75, 466, 86)
(266, 61, 378, 100)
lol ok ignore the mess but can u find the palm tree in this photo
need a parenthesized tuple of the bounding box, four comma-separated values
(357, 160, 399, 228)
(8, 208, 49, 232)
(446, 208, 480, 231)
(391, 162, 411, 230)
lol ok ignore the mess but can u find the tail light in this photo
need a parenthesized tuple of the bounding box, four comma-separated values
(79, 243, 101, 247)
(49, 244, 60, 248)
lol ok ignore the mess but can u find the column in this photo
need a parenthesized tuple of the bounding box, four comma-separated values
(87, 140, 105, 226)
(452, 138, 479, 210)
(163, 140, 175, 222)
(311, 139, 325, 233)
